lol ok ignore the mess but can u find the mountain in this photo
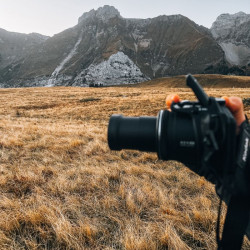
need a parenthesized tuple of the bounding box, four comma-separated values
(0, 29, 49, 85)
(211, 12, 250, 74)
(0, 6, 249, 87)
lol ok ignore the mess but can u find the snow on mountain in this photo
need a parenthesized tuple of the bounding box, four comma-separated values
(47, 32, 83, 86)
(73, 52, 149, 86)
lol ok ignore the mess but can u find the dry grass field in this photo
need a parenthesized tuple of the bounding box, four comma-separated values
(0, 75, 249, 249)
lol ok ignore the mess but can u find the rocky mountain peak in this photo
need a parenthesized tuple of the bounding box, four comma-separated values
(211, 12, 250, 39)
(210, 12, 250, 67)
(78, 5, 121, 24)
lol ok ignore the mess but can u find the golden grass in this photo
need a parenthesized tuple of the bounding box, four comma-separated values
(0, 75, 249, 249)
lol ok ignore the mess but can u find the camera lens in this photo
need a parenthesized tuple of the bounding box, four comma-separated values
(108, 115, 157, 152)
(108, 111, 201, 167)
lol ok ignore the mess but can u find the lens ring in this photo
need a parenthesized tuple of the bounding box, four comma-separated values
(156, 110, 164, 158)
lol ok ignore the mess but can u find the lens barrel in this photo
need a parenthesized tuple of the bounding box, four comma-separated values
(108, 115, 157, 152)
(108, 111, 201, 167)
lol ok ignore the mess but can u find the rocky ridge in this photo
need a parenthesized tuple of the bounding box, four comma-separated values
(211, 12, 250, 70)
(0, 6, 249, 88)
(0, 29, 48, 84)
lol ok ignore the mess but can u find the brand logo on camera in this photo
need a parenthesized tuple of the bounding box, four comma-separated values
(180, 141, 195, 148)
(242, 137, 249, 162)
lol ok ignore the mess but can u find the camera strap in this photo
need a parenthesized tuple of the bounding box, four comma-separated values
(219, 121, 250, 250)
(218, 195, 250, 250)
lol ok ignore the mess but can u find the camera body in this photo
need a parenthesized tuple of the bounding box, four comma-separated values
(156, 98, 236, 190)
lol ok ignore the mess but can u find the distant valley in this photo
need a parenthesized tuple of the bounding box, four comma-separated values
(0, 5, 250, 88)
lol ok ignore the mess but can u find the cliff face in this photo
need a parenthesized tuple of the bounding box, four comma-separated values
(211, 12, 250, 74)
(0, 6, 248, 87)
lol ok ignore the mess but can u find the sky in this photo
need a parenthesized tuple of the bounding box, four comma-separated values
(0, 0, 250, 37)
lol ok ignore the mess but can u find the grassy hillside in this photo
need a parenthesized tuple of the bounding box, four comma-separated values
(137, 74, 250, 88)
(0, 75, 249, 249)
